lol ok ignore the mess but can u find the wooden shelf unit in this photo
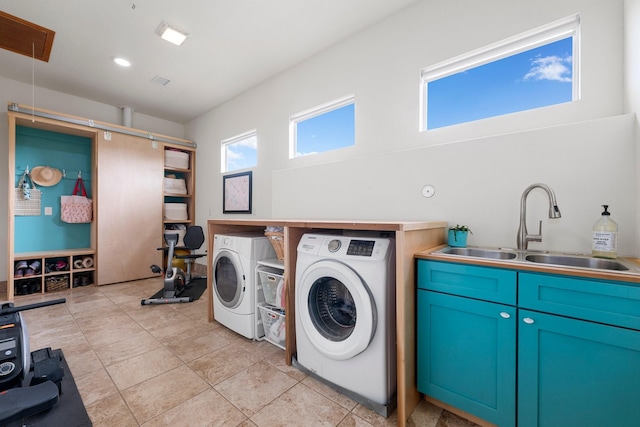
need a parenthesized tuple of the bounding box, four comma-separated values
(13, 248, 96, 295)
(163, 145, 196, 242)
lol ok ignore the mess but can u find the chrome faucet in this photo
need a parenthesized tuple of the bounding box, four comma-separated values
(517, 183, 561, 250)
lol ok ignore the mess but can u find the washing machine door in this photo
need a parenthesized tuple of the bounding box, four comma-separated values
(213, 250, 245, 309)
(297, 259, 376, 361)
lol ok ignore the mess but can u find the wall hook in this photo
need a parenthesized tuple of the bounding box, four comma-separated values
(78, 170, 82, 179)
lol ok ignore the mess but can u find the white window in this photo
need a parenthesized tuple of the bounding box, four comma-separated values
(420, 14, 580, 131)
(221, 130, 257, 172)
(289, 95, 355, 158)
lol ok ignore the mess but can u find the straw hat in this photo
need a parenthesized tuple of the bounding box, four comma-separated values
(31, 166, 63, 186)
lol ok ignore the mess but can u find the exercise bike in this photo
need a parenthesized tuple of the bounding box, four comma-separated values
(141, 232, 194, 305)
(0, 298, 67, 425)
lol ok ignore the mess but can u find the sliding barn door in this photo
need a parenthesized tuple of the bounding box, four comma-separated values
(96, 132, 162, 285)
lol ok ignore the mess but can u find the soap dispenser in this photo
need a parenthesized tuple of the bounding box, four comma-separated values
(592, 205, 618, 259)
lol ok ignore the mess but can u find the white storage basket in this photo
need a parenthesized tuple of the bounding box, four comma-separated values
(258, 303, 286, 349)
(164, 177, 187, 194)
(257, 267, 285, 309)
(163, 203, 188, 220)
(164, 150, 190, 169)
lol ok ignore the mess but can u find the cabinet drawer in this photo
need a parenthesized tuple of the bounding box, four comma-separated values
(519, 272, 640, 330)
(417, 260, 517, 305)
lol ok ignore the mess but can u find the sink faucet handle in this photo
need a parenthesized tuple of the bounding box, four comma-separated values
(527, 220, 543, 243)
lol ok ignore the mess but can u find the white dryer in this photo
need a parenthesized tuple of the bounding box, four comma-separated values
(295, 233, 396, 416)
(212, 232, 276, 339)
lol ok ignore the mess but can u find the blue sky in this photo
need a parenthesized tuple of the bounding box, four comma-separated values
(296, 103, 355, 157)
(227, 38, 572, 169)
(427, 37, 573, 129)
(226, 103, 355, 170)
(225, 134, 257, 172)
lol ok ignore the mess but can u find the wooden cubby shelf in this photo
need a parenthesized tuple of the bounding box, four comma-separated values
(13, 249, 95, 295)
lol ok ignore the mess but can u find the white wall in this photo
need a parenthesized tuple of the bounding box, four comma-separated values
(188, 0, 638, 257)
(0, 76, 185, 281)
(625, 0, 640, 256)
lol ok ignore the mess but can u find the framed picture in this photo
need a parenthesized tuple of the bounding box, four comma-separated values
(223, 171, 252, 214)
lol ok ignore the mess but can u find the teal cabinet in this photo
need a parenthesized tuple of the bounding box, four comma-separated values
(417, 260, 640, 427)
(518, 309, 640, 427)
(417, 290, 516, 426)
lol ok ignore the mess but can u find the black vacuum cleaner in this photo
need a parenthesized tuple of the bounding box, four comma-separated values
(0, 298, 67, 425)
(141, 232, 194, 305)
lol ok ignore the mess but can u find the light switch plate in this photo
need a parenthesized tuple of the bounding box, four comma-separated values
(44, 207, 53, 215)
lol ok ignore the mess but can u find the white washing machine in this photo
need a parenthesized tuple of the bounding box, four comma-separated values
(212, 232, 276, 339)
(295, 233, 396, 415)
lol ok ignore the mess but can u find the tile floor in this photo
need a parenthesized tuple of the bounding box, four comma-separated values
(10, 278, 480, 426)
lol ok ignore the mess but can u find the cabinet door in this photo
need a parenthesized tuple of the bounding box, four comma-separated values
(417, 290, 516, 426)
(97, 132, 163, 285)
(518, 309, 640, 427)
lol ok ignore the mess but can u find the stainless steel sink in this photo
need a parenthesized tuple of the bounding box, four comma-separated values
(432, 246, 639, 274)
(439, 247, 517, 260)
(524, 254, 630, 271)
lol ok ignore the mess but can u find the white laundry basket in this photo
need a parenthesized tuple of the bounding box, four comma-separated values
(258, 302, 286, 349)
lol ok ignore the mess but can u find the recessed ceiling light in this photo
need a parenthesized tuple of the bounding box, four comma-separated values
(113, 57, 131, 67)
(155, 21, 189, 46)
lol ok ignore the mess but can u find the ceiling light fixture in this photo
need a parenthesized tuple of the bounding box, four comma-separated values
(113, 57, 131, 67)
(155, 21, 189, 46)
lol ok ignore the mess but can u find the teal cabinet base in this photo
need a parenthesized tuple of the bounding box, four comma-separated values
(418, 260, 640, 427)
(518, 309, 640, 427)
(417, 290, 516, 427)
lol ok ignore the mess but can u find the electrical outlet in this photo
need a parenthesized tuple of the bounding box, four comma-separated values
(44, 207, 53, 215)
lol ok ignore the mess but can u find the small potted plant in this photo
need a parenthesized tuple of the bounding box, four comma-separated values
(448, 224, 472, 248)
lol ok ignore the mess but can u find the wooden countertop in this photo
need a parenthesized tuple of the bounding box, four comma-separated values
(416, 245, 640, 284)
(207, 218, 447, 231)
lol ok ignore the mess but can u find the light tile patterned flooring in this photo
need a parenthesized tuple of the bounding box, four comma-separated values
(11, 277, 480, 426)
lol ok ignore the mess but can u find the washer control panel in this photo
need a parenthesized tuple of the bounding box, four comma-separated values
(346, 240, 375, 257)
(298, 234, 393, 260)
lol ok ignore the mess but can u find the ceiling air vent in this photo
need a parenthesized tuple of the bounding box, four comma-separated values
(0, 11, 55, 62)
(151, 75, 171, 86)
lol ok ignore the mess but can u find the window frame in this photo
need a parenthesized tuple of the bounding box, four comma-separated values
(220, 129, 258, 173)
(289, 94, 356, 159)
(420, 14, 580, 131)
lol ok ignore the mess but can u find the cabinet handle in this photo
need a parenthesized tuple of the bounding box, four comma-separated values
(499, 312, 511, 319)
(523, 317, 535, 324)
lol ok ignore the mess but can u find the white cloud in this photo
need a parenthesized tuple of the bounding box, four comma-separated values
(233, 135, 257, 149)
(227, 148, 245, 161)
(296, 151, 318, 157)
(524, 55, 572, 83)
